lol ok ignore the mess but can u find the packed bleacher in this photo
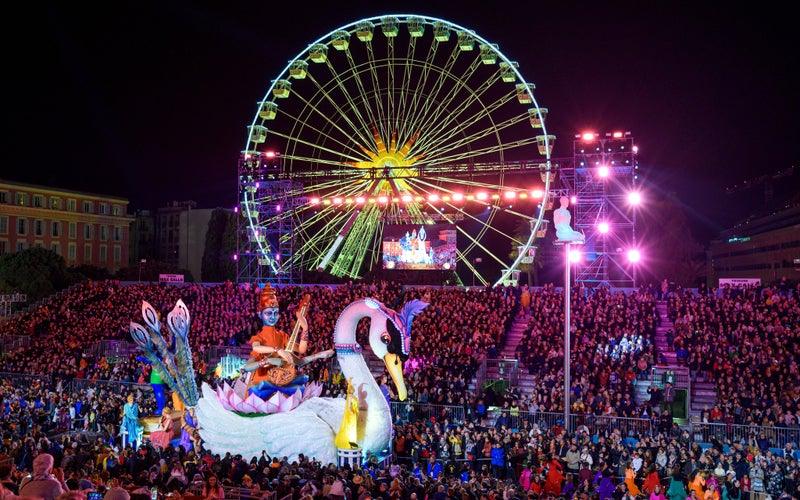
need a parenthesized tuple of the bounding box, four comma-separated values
(1, 279, 798, 500)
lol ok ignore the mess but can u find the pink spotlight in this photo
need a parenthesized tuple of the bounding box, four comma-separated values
(598, 222, 610, 234)
(570, 196, 577, 204)
(310, 197, 320, 205)
(265, 151, 276, 158)
(378, 195, 389, 203)
(452, 193, 464, 201)
(530, 189, 544, 199)
(627, 249, 641, 263)
(581, 132, 596, 141)
(401, 194, 413, 203)
(428, 194, 440, 202)
(476, 192, 488, 201)
(333, 197, 343, 204)
(504, 191, 516, 199)
(597, 165, 610, 178)
(628, 192, 642, 205)
(276, 204, 281, 212)
(355, 196, 366, 204)
(569, 249, 582, 262)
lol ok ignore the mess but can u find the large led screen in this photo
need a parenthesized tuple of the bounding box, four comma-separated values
(381, 224, 457, 270)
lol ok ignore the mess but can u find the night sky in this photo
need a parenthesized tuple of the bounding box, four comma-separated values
(6, 1, 798, 244)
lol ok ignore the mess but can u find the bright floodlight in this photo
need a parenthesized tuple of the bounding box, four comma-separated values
(628, 192, 642, 205)
(597, 165, 610, 178)
(569, 249, 581, 262)
(627, 249, 641, 263)
(598, 222, 610, 234)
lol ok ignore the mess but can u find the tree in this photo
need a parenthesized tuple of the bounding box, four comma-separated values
(637, 195, 705, 287)
(0, 248, 82, 303)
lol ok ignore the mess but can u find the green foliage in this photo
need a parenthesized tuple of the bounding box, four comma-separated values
(0, 248, 81, 303)
(638, 196, 705, 286)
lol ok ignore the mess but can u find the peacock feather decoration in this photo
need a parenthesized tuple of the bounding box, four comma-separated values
(130, 299, 199, 407)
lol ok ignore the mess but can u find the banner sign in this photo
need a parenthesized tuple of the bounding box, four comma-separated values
(159, 274, 185, 284)
(718, 278, 761, 287)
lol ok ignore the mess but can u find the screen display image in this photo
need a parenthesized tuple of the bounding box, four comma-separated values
(382, 224, 457, 270)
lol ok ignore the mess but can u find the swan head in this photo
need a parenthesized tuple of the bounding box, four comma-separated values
(365, 298, 428, 402)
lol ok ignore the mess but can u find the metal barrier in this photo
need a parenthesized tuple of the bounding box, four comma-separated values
(70, 378, 154, 398)
(484, 408, 654, 439)
(689, 421, 800, 449)
(390, 402, 465, 424)
(0, 334, 31, 352)
(0, 371, 51, 388)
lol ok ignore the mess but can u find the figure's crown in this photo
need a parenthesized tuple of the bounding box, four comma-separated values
(259, 283, 279, 310)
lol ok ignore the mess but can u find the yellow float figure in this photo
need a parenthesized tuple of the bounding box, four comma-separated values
(334, 378, 359, 449)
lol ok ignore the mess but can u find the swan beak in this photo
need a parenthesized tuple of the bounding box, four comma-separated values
(383, 353, 407, 401)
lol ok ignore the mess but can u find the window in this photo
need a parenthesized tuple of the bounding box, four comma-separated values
(51, 221, 61, 237)
(68, 243, 76, 261)
(82, 201, 93, 213)
(84, 224, 94, 240)
(34, 220, 43, 236)
(0, 240, 6, 255)
(0, 216, 7, 235)
(0, 191, 8, 204)
(50, 197, 62, 210)
(112, 205, 122, 216)
(33, 241, 44, 249)
(99, 245, 107, 263)
(17, 218, 27, 235)
(84, 244, 92, 262)
(15, 193, 28, 206)
(16, 241, 27, 252)
(99, 225, 108, 241)
(51, 243, 61, 255)
(67, 199, 77, 212)
(33, 194, 45, 208)
(114, 246, 121, 264)
(114, 226, 124, 241)
(98, 203, 107, 215)
(69, 222, 77, 239)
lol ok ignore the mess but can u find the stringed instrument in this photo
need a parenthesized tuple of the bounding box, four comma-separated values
(262, 293, 311, 386)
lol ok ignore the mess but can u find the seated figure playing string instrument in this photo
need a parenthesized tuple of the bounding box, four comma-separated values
(242, 284, 310, 400)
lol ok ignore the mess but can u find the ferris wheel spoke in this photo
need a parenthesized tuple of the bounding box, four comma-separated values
(413, 57, 486, 144)
(299, 72, 376, 150)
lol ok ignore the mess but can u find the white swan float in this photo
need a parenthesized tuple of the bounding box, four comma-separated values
(195, 297, 427, 465)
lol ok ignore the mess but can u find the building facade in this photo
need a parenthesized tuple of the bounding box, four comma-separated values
(0, 179, 130, 273)
(707, 204, 800, 286)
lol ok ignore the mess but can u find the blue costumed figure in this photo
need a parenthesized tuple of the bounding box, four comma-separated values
(242, 284, 310, 400)
(120, 393, 143, 449)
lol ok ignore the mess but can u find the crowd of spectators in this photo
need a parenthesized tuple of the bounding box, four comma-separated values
(0, 279, 799, 500)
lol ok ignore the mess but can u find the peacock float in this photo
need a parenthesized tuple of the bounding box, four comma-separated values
(130, 294, 427, 465)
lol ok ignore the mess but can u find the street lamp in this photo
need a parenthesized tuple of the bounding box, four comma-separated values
(139, 259, 146, 283)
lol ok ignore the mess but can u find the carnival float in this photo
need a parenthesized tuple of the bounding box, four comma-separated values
(130, 294, 427, 466)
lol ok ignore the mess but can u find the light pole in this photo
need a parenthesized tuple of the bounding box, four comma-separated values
(472, 257, 482, 287)
(139, 259, 146, 283)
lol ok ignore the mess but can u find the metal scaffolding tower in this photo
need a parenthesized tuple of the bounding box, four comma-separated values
(560, 132, 639, 289)
(236, 152, 303, 285)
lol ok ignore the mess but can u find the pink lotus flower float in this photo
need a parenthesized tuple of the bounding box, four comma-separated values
(214, 381, 324, 415)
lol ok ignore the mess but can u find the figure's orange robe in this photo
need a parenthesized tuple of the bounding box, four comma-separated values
(249, 326, 289, 386)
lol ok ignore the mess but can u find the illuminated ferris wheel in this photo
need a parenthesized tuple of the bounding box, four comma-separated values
(238, 14, 555, 285)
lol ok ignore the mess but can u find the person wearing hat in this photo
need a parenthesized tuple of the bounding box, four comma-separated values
(19, 452, 67, 500)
